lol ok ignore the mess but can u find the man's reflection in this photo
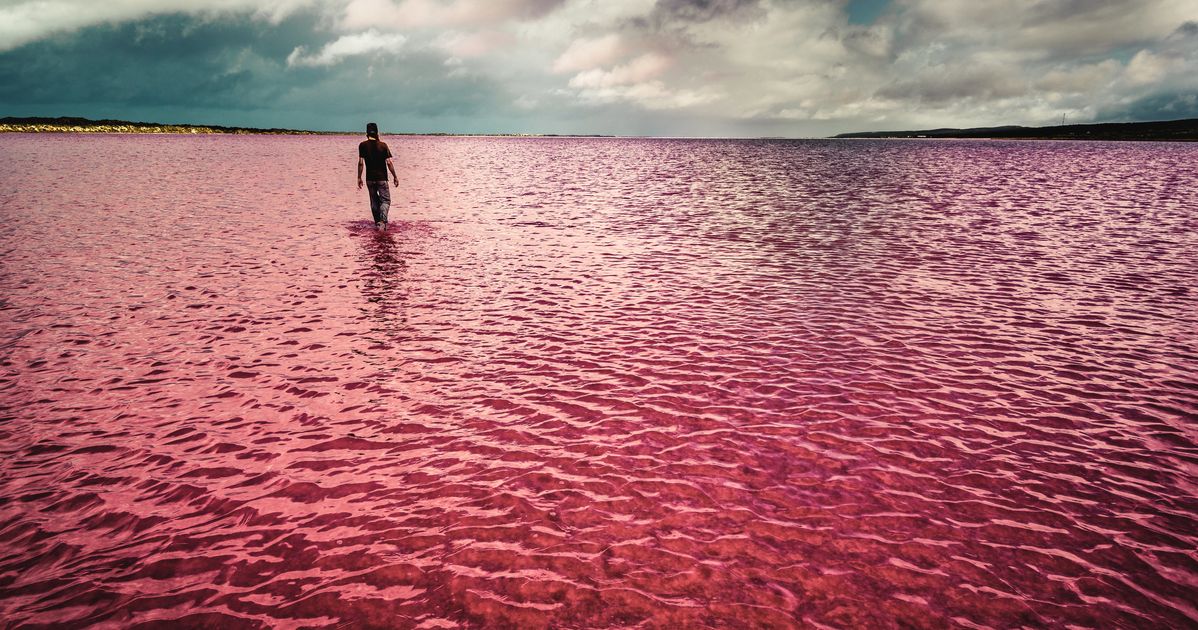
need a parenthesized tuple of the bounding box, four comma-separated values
(359, 229, 407, 342)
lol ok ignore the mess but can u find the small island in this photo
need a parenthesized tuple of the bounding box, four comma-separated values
(834, 117, 1198, 141)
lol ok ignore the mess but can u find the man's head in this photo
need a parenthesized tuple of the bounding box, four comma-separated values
(366, 122, 379, 139)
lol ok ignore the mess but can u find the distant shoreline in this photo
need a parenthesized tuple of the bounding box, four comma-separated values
(0, 116, 321, 135)
(0, 116, 610, 137)
(4, 115, 1196, 141)
(833, 117, 1198, 141)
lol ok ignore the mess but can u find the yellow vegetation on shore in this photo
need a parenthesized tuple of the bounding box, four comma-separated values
(0, 123, 314, 134)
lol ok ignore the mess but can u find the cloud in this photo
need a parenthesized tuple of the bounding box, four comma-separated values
(0, 10, 512, 132)
(513, 94, 539, 109)
(287, 29, 405, 66)
(896, 0, 1193, 59)
(437, 30, 516, 58)
(646, 0, 764, 25)
(0, 0, 321, 52)
(1100, 91, 1198, 122)
(0, 13, 298, 109)
(877, 65, 1027, 104)
(1104, 20, 1198, 110)
(0, 0, 569, 52)
(568, 53, 672, 89)
(0, 0, 1195, 135)
(1034, 60, 1120, 94)
(1123, 50, 1170, 86)
(552, 34, 625, 74)
(341, 0, 566, 30)
(562, 52, 720, 110)
(1153, 18, 1198, 62)
(561, 80, 719, 110)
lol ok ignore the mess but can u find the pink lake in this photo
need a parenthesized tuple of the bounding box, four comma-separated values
(0, 134, 1196, 628)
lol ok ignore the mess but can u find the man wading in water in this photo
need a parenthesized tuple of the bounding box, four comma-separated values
(357, 122, 399, 231)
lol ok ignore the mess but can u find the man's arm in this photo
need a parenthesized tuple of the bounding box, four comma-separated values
(357, 157, 365, 190)
(386, 158, 398, 187)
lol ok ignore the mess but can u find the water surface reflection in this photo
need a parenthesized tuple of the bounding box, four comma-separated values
(0, 135, 1195, 628)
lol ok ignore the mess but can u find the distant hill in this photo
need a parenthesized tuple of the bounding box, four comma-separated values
(0, 116, 318, 135)
(834, 118, 1198, 141)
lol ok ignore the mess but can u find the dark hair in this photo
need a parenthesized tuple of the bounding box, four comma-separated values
(366, 122, 379, 139)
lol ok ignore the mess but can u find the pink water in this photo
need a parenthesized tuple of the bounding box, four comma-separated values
(1, 134, 1196, 628)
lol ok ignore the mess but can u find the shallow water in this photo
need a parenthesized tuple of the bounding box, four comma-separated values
(0, 134, 1196, 628)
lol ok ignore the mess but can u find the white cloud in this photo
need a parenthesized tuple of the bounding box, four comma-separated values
(564, 80, 719, 110)
(287, 29, 405, 66)
(341, 0, 565, 30)
(562, 51, 719, 110)
(552, 34, 624, 73)
(437, 29, 515, 58)
(568, 53, 671, 89)
(1124, 50, 1170, 86)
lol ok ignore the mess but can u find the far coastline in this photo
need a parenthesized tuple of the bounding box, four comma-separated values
(0, 116, 608, 137)
(833, 117, 1198, 141)
(0, 116, 319, 135)
(4, 115, 1197, 141)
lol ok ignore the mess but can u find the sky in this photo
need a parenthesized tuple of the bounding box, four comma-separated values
(0, 0, 1195, 136)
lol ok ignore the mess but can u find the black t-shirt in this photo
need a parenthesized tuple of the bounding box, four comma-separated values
(358, 139, 392, 181)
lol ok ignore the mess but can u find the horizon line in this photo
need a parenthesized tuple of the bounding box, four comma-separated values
(3, 115, 1197, 141)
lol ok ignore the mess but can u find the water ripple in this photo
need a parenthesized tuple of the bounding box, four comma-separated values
(0, 135, 1196, 627)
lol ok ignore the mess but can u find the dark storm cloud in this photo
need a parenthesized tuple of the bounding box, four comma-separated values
(1100, 91, 1198, 122)
(1097, 20, 1198, 116)
(0, 11, 509, 130)
(1163, 20, 1198, 48)
(0, 13, 313, 109)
